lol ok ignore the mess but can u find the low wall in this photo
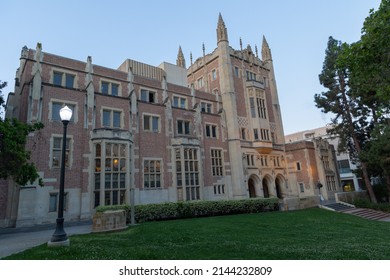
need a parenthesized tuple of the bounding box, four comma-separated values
(283, 196, 320, 211)
(92, 210, 127, 233)
(335, 191, 369, 204)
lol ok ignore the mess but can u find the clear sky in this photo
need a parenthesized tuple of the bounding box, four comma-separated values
(0, 0, 381, 134)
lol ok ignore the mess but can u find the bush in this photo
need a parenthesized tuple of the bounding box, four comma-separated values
(95, 198, 279, 223)
(353, 197, 390, 213)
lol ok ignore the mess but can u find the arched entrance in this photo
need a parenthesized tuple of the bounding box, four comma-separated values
(275, 175, 285, 199)
(262, 177, 270, 198)
(248, 177, 256, 198)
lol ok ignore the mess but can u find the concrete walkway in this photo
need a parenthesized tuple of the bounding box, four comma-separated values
(0, 222, 92, 259)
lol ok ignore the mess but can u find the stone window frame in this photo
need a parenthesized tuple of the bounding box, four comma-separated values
(49, 99, 78, 124)
(210, 148, 224, 176)
(200, 101, 213, 114)
(139, 87, 157, 103)
(93, 141, 130, 208)
(205, 123, 218, 139)
(101, 106, 124, 129)
(49, 192, 68, 212)
(49, 134, 74, 169)
(176, 119, 191, 136)
(211, 69, 217, 81)
(100, 79, 121, 96)
(172, 95, 187, 109)
(142, 113, 160, 133)
(142, 158, 163, 189)
(50, 67, 78, 89)
(213, 184, 225, 195)
(299, 182, 305, 193)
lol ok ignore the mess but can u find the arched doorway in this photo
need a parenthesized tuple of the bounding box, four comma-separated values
(275, 177, 283, 199)
(248, 177, 256, 198)
(262, 177, 270, 198)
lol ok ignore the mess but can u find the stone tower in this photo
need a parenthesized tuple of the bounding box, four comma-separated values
(262, 36, 285, 145)
(217, 14, 247, 198)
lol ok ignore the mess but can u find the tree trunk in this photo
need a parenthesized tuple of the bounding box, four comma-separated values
(339, 72, 378, 203)
(386, 175, 390, 202)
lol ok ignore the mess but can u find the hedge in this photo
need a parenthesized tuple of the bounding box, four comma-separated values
(95, 198, 279, 223)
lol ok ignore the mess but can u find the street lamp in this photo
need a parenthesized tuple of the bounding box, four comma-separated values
(48, 105, 72, 247)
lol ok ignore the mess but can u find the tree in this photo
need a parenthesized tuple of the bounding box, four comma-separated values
(0, 81, 43, 186)
(314, 37, 377, 203)
(340, 0, 390, 199)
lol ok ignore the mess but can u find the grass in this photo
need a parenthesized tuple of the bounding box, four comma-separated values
(3, 208, 390, 260)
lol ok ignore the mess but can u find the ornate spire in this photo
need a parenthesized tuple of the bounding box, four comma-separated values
(262, 35, 272, 61)
(217, 13, 228, 43)
(176, 46, 186, 68)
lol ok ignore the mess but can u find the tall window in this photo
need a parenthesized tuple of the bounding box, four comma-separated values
(205, 124, 217, 138)
(211, 149, 223, 176)
(211, 70, 217, 80)
(177, 120, 190, 135)
(299, 183, 305, 193)
(175, 147, 200, 201)
(296, 162, 301, 171)
(102, 109, 121, 128)
(322, 156, 330, 169)
(143, 114, 159, 132)
(143, 160, 161, 188)
(254, 129, 259, 140)
(52, 137, 71, 168)
(140, 89, 156, 103)
(257, 97, 267, 119)
(326, 175, 336, 191)
(250, 97, 256, 118)
(94, 143, 127, 207)
(197, 77, 204, 88)
(173, 96, 187, 109)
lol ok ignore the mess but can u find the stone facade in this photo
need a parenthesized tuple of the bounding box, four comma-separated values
(285, 138, 342, 200)
(1, 15, 330, 228)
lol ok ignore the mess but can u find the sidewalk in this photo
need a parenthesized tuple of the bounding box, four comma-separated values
(0, 221, 92, 259)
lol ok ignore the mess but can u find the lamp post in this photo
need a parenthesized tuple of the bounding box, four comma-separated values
(48, 105, 72, 247)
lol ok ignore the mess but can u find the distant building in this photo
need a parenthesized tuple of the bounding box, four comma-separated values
(285, 138, 341, 201)
(285, 126, 362, 194)
(1, 15, 336, 228)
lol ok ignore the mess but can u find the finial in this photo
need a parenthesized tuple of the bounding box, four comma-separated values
(202, 43, 205, 56)
(255, 45, 258, 58)
(190, 52, 193, 65)
(216, 13, 228, 43)
(176, 45, 186, 68)
(240, 37, 243, 50)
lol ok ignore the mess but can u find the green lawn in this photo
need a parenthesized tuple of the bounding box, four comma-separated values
(4, 208, 390, 260)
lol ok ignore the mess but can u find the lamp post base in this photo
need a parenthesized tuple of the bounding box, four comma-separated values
(47, 239, 70, 247)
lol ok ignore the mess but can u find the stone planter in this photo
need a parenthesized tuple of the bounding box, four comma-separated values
(92, 210, 127, 233)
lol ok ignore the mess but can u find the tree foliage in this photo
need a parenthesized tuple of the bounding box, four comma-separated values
(315, 0, 390, 202)
(0, 81, 43, 186)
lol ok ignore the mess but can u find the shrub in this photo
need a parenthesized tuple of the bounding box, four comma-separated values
(96, 198, 280, 223)
(353, 197, 390, 213)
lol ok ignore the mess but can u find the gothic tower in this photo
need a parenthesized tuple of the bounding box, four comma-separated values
(217, 14, 247, 198)
(262, 36, 285, 145)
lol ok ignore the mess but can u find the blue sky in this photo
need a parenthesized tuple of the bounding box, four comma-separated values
(1, 0, 381, 134)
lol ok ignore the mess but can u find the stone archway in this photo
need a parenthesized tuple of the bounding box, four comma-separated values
(262, 177, 270, 198)
(275, 175, 285, 199)
(248, 177, 256, 198)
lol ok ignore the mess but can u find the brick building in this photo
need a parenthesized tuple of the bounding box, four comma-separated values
(285, 138, 341, 201)
(2, 15, 302, 227)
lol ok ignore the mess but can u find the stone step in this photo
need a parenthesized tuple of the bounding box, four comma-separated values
(343, 208, 390, 221)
